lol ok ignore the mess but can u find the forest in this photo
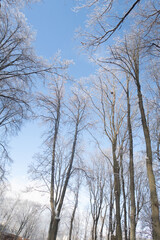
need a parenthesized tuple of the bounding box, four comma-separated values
(0, 0, 159, 240)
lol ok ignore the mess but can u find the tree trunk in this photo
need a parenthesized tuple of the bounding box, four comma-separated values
(68, 191, 79, 240)
(120, 148, 128, 240)
(91, 219, 98, 240)
(48, 123, 78, 240)
(48, 103, 60, 240)
(127, 79, 136, 240)
(94, 220, 98, 240)
(48, 215, 60, 240)
(134, 55, 160, 240)
(112, 140, 122, 240)
(91, 221, 95, 240)
(108, 175, 113, 240)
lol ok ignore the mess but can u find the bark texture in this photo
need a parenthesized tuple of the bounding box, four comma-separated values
(120, 149, 128, 240)
(112, 140, 122, 240)
(127, 79, 136, 240)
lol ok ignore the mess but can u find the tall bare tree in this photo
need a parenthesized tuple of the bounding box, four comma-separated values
(29, 80, 88, 240)
(0, 1, 68, 182)
(103, 34, 160, 239)
(82, 72, 129, 240)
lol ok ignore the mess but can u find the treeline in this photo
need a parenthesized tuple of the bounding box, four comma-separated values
(0, 191, 48, 240)
(0, 1, 159, 240)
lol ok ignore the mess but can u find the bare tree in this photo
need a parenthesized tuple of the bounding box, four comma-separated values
(107, 172, 115, 240)
(81, 72, 129, 240)
(0, 195, 45, 240)
(74, 1, 160, 237)
(0, 196, 20, 237)
(119, 146, 128, 240)
(0, 1, 67, 182)
(48, 89, 87, 240)
(29, 79, 88, 240)
(87, 153, 108, 240)
(102, 34, 160, 239)
(145, 63, 160, 190)
(11, 201, 43, 240)
(117, 75, 136, 240)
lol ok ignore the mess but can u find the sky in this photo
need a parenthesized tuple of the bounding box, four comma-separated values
(9, 0, 96, 197)
(24, 0, 95, 78)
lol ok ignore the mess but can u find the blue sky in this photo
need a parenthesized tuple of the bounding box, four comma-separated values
(9, 0, 95, 186)
(24, 0, 95, 78)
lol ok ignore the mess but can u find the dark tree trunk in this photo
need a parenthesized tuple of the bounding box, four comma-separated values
(47, 102, 61, 240)
(48, 215, 60, 240)
(48, 123, 79, 240)
(108, 175, 113, 240)
(91, 219, 98, 240)
(120, 148, 128, 240)
(127, 79, 136, 240)
(112, 140, 122, 240)
(68, 191, 79, 240)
